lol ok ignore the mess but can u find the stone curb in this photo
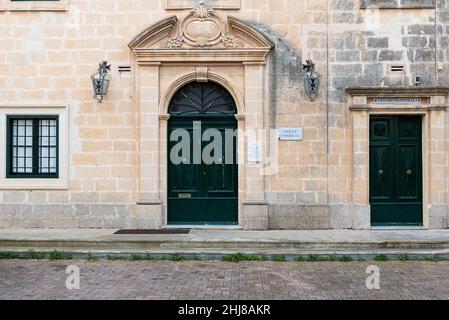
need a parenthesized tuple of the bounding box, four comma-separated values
(1, 248, 449, 261)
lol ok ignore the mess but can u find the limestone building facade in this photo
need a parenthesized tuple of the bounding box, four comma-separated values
(0, 0, 448, 230)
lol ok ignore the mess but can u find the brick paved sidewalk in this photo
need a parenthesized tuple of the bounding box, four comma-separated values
(1, 261, 449, 300)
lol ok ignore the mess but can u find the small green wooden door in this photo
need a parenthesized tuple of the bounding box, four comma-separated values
(370, 116, 423, 226)
(167, 82, 238, 225)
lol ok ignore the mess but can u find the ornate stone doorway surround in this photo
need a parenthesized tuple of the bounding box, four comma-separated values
(128, 5, 274, 229)
(347, 87, 449, 229)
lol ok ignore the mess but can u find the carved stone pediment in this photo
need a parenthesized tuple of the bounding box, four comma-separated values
(128, 3, 274, 63)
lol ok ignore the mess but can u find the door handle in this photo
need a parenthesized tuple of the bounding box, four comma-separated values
(378, 170, 384, 176)
(406, 170, 412, 175)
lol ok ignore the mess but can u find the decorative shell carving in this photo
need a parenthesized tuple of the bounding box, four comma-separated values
(191, 3, 214, 20)
(163, 3, 243, 48)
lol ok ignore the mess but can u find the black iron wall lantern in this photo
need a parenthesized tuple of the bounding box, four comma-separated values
(302, 59, 321, 102)
(91, 61, 111, 103)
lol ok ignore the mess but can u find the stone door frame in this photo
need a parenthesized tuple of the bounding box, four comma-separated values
(347, 87, 449, 229)
(128, 14, 274, 229)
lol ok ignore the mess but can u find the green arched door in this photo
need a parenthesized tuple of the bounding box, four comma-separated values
(167, 82, 238, 225)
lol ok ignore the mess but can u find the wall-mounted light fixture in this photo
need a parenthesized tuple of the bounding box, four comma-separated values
(91, 61, 111, 103)
(302, 59, 321, 102)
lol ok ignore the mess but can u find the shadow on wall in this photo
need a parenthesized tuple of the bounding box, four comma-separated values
(245, 20, 304, 127)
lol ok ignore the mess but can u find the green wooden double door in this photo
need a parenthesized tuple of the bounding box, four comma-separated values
(168, 117, 238, 225)
(370, 116, 423, 226)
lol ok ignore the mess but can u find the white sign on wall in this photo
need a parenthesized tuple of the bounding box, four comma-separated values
(277, 128, 303, 141)
(248, 142, 263, 163)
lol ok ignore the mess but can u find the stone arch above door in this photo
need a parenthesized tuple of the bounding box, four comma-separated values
(160, 70, 245, 115)
(129, 4, 274, 230)
(168, 81, 237, 115)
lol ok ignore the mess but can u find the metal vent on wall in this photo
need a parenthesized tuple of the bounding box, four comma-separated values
(391, 65, 405, 72)
(118, 66, 132, 73)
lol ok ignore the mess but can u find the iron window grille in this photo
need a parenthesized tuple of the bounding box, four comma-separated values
(6, 115, 59, 179)
(169, 82, 237, 116)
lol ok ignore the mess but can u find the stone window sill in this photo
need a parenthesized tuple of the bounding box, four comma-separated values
(0, 0, 69, 11)
(360, 0, 435, 9)
(0, 179, 68, 190)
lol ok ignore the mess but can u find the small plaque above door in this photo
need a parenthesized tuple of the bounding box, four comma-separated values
(166, 0, 240, 9)
(371, 97, 426, 104)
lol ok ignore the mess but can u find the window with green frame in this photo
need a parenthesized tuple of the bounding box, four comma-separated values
(6, 116, 59, 179)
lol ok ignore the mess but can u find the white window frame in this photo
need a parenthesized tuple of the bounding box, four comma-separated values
(0, 105, 69, 190)
(0, 0, 69, 11)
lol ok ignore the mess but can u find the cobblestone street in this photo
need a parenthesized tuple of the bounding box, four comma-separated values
(0, 260, 448, 300)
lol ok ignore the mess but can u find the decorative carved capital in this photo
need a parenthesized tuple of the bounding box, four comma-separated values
(159, 114, 171, 121)
(235, 114, 245, 121)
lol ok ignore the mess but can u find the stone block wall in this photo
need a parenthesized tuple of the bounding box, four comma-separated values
(325, 0, 448, 229)
(0, 0, 448, 229)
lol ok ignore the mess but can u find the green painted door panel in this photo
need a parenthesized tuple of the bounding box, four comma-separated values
(168, 117, 238, 225)
(371, 203, 423, 225)
(370, 116, 423, 226)
(168, 198, 238, 225)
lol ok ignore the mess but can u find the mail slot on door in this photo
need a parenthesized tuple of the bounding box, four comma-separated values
(178, 193, 192, 199)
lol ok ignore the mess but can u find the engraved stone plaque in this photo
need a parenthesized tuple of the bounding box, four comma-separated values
(373, 98, 422, 104)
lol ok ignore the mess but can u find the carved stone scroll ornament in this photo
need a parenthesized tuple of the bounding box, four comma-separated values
(165, 3, 241, 48)
(302, 59, 321, 102)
